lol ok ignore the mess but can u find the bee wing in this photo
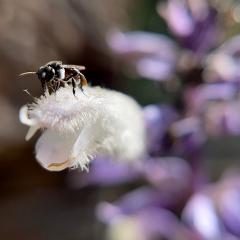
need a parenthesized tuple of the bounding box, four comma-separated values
(62, 65, 86, 71)
(46, 60, 62, 66)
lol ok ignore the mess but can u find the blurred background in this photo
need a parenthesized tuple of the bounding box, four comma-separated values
(2, 0, 240, 239)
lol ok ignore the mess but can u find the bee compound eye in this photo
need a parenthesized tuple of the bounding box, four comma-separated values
(41, 71, 47, 79)
(37, 67, 55, 82)
(45, 67, 55, 81)
(37, 68, 46, 80)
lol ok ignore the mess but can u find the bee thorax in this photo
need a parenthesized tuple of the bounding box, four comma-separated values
(56, 68, 65, 80)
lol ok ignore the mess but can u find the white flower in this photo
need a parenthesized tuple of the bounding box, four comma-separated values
(19, 86, 146, 171)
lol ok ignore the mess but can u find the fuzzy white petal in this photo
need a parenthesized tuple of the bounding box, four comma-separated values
(20, 86, 146, 171)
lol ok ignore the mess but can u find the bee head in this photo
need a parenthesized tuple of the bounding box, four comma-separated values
(37, 66, 55, 82)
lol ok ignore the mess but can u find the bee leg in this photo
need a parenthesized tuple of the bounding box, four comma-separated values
(43, 82, 51, 95)
(48, 83, 54, 94)
(55, 79, 61, 91)
(53, 81, 57, 92)
(80, 84, 83, 92)
(71, 78, 76, 96)
(41, 80, 46, 92)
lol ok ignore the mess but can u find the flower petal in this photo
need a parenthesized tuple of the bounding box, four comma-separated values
(25, 125, 40, 141)
(19, 105, 36, 126)
(35, 130, 77, 171)
(183, 193, 223, 239)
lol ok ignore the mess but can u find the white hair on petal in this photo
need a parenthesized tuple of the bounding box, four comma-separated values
(19, 86, 146, 171)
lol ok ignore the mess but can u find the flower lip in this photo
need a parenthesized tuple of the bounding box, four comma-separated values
(36, 156, 71, 172)
(47, 159, 71, 171)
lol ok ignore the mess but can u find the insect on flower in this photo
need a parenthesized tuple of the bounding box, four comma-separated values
(19, 61, 88, 95)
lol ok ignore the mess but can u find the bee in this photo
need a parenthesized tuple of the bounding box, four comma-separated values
(20, 61, 88, 95)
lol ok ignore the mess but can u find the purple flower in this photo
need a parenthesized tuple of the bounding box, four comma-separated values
(182, 83, 240, 136)
(204, 35, 240, 82)
(97, 204, 197, 240)
(203, 100, 240, 136)
(66, 155, 142, 188)
(184, 84, 237, 115)
(143, 104, 179, 156)
(159, 0, 219, 57)
(96, 187, 167, 219)
(107, 30, 178, 81)
(170, 117, 206, 155)
(183, 170, 240, 239)
(143, 157, 192, 195)
(214, 171, 240, 237)
(95, 159, 192, 214)
(183, 192, 225, 239)
(169, 117, 207, 188)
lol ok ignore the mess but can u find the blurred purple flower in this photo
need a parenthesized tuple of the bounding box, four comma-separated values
(204, 35, 240, 82)
(143, 157, 192, 194)
(183, 192, 225, 240)
(95, 158, 192, 214)
(184, 83, 237, 115)
(67, 155, 142, 188)
(143, 104, 179, 155)
(204, 100, 240, 136)
(170, 117, 206, 155)
(169, 117, 207, 188)
(96, 187, 167, 219)
(136, 57, 175, 81)
(67, 154, 192, 204)
(98, 207, 197, 240)
(158, 0, 219, 57)
(183, 170, 240, 239)
(183, 83, 240, 136)
(214, 171, 240, 237)
(107, 30, 178, 81)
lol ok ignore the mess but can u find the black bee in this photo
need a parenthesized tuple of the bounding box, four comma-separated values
(20, 61, 88, 95)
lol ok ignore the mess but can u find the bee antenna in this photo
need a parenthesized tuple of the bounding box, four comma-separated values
(19, 72, 36, 77)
